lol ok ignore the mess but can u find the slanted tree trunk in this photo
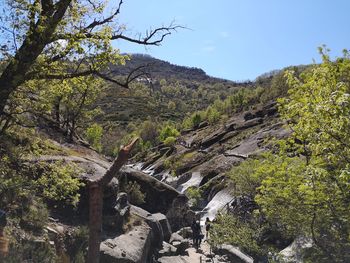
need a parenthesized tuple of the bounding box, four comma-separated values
(0, 0, 72, 116)
(87, 138, 138, 263)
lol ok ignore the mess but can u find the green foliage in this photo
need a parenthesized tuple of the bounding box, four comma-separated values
(36, 161, 84, 207)
(227, 157, 266, 196)
(163, 136, 176, 146)
(85, 123, 103, 152)
(65, 226, 89, 263)
(206, 106, 221, 124)
(120, 181, 145, 205)
(186, 187, 202, 207)
(210, 214, 267, 259)
(158, 124, 180, 142)
(255, 49, 350, 261)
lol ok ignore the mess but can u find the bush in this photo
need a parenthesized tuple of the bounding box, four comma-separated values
(85, 123, 103, 152)
(158, 124, 180, 142)
(120, 180, 145, 205)
(163, 136, 176, 146)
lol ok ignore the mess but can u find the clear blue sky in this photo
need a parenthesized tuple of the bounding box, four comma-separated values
(114, 0, 350, 81)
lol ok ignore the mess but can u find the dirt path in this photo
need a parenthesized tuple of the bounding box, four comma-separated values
(180, 237, 214, 263)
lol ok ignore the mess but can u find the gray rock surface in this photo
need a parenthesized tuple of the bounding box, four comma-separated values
(153, 213, 172, 242)
(215, 244, 254, 263)
(100, 222, 152, 263)
(158, 241, 177, 257)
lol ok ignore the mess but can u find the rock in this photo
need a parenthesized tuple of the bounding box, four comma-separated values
(103, 192, 130, 233)
(236, 117, 263, 131)
(200, 128, 227, 148)
(153, 213, 172, 242)
(198, 121, 209, 129)
(104, 177, 119, 198)
(120, 167, 181, 214)
(158, 241, 177, 257)
(166, 195, 194, 231)
(279, 236, 313, 263)
(215, 244, 253, 263)
(131, 206, 164, 249)
(172, 239, 190, 256)
(175, 227, 192, 239)
(100, 222, 152, 263)
(157, 256, 189, 263)
(169, 232, 184, 243)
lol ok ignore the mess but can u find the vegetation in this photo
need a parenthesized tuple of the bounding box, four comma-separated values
(213, 49, 350, 262)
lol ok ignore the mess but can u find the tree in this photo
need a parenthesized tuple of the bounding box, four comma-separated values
(0, 0, 181, 116)
(256, 49, 350, 261)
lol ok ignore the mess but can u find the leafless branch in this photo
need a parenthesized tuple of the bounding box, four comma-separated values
(53, 24, 184, 46)
(85, 0, 123, 31)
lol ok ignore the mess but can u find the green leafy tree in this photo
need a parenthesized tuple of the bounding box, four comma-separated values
(256, 49, 350, 261)
(85, 123, 103, 152)
(0, 0, 180, 117)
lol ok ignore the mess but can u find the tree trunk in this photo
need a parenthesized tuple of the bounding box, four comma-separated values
(87, 183, 103, 263)
(87, 138, 138, 263)
(0, 0, 72, 116)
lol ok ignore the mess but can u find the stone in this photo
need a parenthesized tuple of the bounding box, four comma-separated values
(158, 241, 177, 257)
(279, 236, 313, 263)
(157, 256, 189, 263)
(103, 192, 130, 233)
(215, 244, 253, 263)
(175, 227, 192, 240)
(131, 206, 164, 249)
(169, 232, 184, 243)
(153, 213, 172, 242)
(120, 167, 181, 214)
(166, 195, 194, 232)
(100, 222, 152, 263)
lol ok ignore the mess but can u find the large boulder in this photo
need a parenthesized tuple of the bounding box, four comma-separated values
(100, 222, 152, 263)
(153, 213, 172, 242)
(130, 206, 164, 249)
(279, 236, 313, 263)
(120, 167, 181, 214)
(166, 195, 194, 231)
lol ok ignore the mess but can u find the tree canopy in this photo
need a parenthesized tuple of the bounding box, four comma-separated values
(0, 0, 180, 115)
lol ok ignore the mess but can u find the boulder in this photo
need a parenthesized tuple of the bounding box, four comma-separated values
(158, 241, 177, 257)
(100, 222, 152, 263)
(235, 117, 263, 131)
(169, 233, 185, 243)
(175, 227, 192, 240)
(120, 167, 180, 214)
(166, 195, 194, 231)
(153, 213, 172, 242)
(171, 239, 190, 256)
(279, 236, 313, 263)
(200, 128, 227, 148)
(131, 206, 164, 249)
(103, 192, 130, 233)
(215, 244, 253, 263)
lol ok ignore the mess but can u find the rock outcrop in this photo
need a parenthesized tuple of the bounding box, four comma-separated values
(100, 222, 152, 263)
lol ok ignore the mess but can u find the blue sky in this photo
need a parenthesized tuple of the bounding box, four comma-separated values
(114, 0, 350, 81)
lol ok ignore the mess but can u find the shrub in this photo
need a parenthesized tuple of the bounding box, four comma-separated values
(85, 123, 103, 152)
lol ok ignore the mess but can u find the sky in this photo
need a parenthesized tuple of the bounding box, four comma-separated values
(114, 0, 350, 81)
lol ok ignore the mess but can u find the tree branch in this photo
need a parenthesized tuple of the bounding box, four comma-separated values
(85, 0, 124, 30)
(53, 24, 184, 46)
